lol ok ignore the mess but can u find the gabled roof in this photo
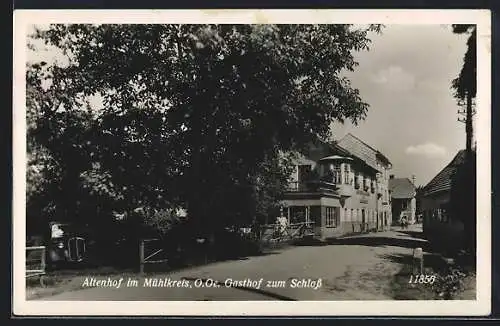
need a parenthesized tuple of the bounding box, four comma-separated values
(423, 150, 467, 197)
(335, 133, 391, 172)
(389, 178, 416, 199)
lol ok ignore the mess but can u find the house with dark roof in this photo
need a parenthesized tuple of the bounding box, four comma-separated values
(389, 176, 417, 225)
(280, 133, 393, 240)
(421, 150, 467, 242)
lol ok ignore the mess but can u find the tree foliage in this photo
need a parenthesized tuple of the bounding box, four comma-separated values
(451, 24, 476, 100)
(27, 24, 381, 235)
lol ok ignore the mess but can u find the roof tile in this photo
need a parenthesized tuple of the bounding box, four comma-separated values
(423, 150, 467, 196)
(389, 178, 416, 199)
(335, 133, 386, 172)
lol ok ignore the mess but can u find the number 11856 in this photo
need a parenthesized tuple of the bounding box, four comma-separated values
(409, 274, 436, 284)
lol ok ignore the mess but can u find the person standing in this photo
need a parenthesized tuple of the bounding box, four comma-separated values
(401, 216, 408, 229)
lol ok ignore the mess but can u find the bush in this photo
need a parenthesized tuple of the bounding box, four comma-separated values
(432, 267, 468, 299)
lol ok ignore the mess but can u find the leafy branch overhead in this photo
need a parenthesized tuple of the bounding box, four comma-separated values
(27, 24, 381, 231)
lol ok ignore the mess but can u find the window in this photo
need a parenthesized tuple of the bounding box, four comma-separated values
(325, 207, 338, 227)
(440, 206, 448, 223)
(351, 209, 355, 222)
(437, 208, 443, 222)
(401, 201, 408, 210)
(290, 206, 307, 223)
(333, 165, 341, 184)
(343, 164, 351, 184)
(355, 172, 361, 189)
(363, 176, 370, 191)
(298, 165, 312, 183)
(345, 208, 349, 222)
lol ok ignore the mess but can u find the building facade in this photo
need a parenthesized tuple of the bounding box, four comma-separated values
(421, 150, 467, 246)
(388, 176, 417, 225)
(281, 133, 392, 240)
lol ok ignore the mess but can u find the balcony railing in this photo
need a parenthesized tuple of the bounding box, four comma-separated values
(287, 180, 338, 192)
(286, 179, 354, 197)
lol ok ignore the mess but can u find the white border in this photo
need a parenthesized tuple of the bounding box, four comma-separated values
(13, 9, 491, 316)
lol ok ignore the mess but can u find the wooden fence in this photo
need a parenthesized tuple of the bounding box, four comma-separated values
(26, 246, 46, 286)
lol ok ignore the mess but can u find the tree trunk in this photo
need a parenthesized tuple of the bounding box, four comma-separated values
(465, 90, 473, 157)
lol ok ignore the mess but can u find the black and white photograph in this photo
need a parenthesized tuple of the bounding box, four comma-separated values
(13, 9, 491, 316)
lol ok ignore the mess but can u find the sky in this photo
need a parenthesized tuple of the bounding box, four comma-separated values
(332, 25, 470, 186)
(27, 24, 471, 187)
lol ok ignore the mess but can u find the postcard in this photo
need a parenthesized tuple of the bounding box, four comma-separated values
(13, 9, 491, 316)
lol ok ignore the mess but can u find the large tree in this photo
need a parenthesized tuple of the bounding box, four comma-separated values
(449, 24, 477, 254)
(28, 24, 381, 235)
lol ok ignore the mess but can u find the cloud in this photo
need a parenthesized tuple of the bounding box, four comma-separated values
(371, 65, 416, 91)
(405, 143, 447, 158)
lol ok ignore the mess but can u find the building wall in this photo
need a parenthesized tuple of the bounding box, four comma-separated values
(392, 197, 416, 224)
(421, 192, 449, 232)
(282, 166, 393, 240)
(421, 192, 464, 251)
(282, 142, 393, 239)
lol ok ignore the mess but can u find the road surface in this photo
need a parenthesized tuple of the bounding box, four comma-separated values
(41, 225, 428, 301)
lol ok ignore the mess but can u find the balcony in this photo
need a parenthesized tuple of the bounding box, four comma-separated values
(287, 180, 338, 193)
(286, 179, 354, 197)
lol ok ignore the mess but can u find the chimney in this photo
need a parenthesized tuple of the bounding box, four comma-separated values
(389, 174, 394, 179)
(411, 175, 416, 185)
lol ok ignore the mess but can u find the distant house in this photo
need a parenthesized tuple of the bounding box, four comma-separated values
(281, 133, 393, 240)
(421, 150, 467, 243)
(388, 176, 417, 225)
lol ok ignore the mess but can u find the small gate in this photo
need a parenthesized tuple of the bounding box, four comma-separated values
(67, 237, 86, 262)
(139, 238, 170, 273)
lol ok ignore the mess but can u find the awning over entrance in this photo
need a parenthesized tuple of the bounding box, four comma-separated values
(318, 155, 354, 162)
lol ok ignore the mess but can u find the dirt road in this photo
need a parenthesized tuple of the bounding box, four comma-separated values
(40, 226, 428, 301)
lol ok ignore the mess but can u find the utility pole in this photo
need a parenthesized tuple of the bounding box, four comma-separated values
(457, 90, 475, 158)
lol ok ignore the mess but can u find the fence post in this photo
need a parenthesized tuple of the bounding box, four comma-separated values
(40, 246, 46, 272)
(139, 240, 144, 274)
(412, 247, 424, 275)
